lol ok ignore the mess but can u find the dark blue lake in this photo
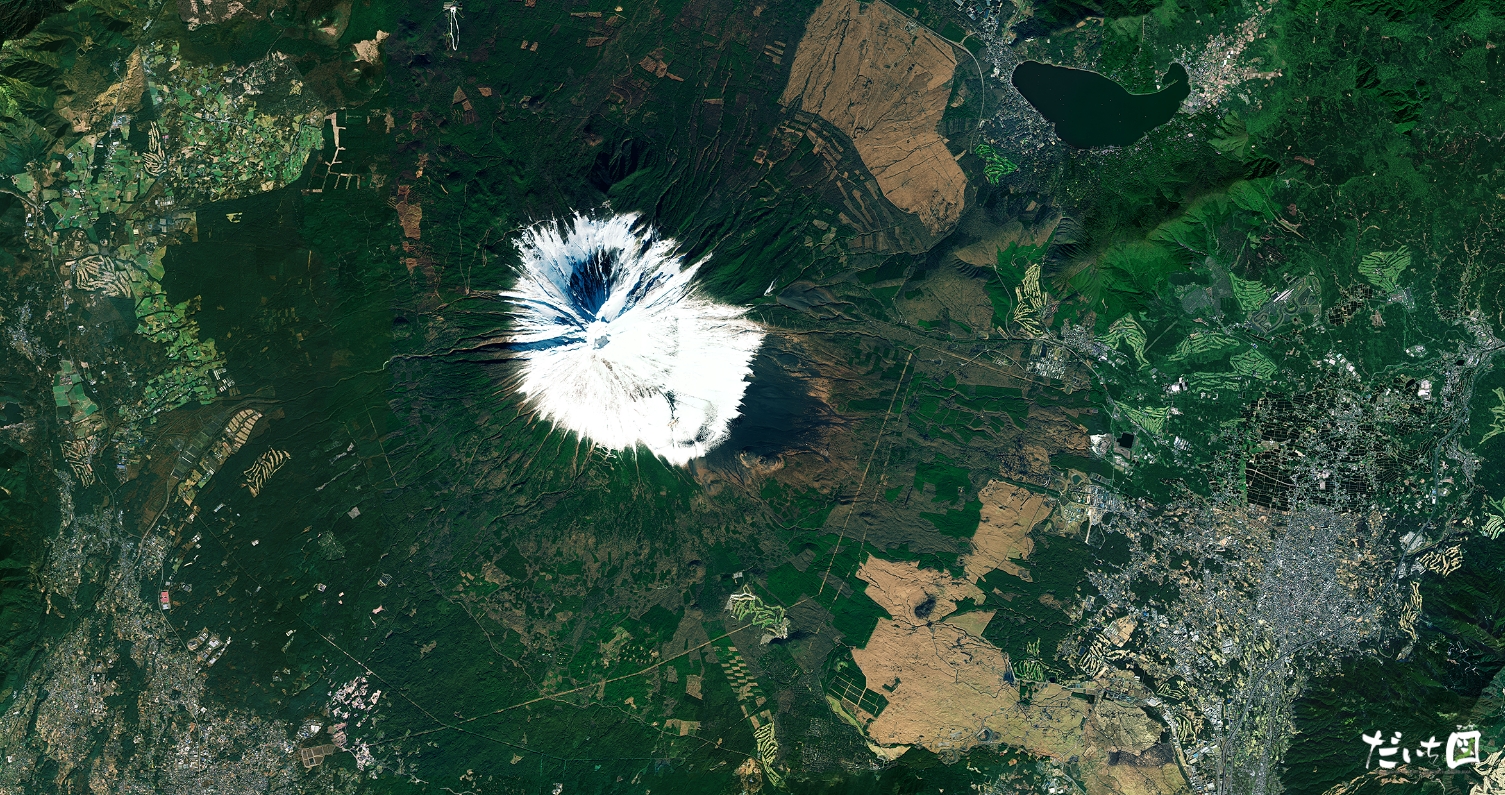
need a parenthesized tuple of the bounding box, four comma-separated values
(1012, 61, 1190, 148)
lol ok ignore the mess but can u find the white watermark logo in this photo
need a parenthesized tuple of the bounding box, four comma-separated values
(1362, 728, 1482, 770)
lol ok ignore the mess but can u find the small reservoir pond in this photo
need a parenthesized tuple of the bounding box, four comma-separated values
(1012, 61, 1190, 148)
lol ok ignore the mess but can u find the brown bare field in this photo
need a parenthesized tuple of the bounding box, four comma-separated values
(779, 0, 966, 236)
(963, 480, 1053, 583)
(848, 513, 1189, 795)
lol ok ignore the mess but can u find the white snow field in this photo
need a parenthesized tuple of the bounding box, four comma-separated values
(500, 214, 765, 465)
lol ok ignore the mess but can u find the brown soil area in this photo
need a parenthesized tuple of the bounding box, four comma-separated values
(963, 480, 1053, 583)
(893, 265, 997, 338)
(857, 556, 982, 624)
(779, 0, 966, 236)
(851, 553, 1189, 794)
(942, 609, 994, 638)
(58, 50, 145, 134)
